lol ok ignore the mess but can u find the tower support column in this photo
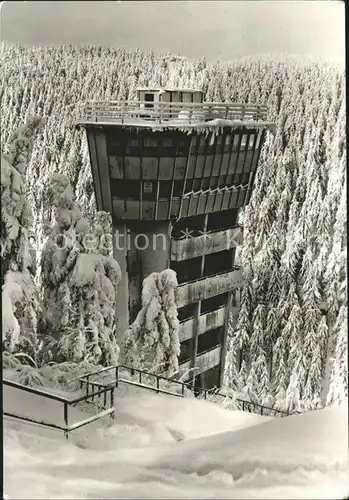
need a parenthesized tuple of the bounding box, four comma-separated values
(113, 219, 129, 343)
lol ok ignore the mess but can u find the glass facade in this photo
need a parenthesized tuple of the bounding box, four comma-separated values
(107, 127, 264, 219)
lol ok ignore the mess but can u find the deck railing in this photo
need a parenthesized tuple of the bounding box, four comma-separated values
(3, 378, 115, 439)
(4, 362, 290, 437)
(78, 364, 291, 418)
(81, 100, 268, 125)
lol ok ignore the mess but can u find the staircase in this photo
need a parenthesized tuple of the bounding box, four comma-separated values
(3, 363, 290, 440)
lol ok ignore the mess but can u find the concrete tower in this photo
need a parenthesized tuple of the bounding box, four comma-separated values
(77, 88, 275, 389)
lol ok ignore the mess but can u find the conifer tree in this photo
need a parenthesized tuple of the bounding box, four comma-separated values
(272, 335, 288, 406)
(254, 351, 271, 404)
(226, 284, 251, 374)
(41, 173, 121, 365)
(1, 117, 44, 352)
(326, 305, 348, 405)
(122, 269, 180, 376)
(237, 359, 248, 391)
(250, 304, 266, 363)
(285, 371, 301, 414)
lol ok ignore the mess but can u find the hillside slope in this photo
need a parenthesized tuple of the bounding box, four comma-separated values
(4, 387, 348, 499)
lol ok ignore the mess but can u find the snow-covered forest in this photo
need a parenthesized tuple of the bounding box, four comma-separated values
(1, 43, 346, 411)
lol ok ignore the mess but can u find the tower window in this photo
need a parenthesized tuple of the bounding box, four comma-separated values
(111, 179, 140, 199)
(162, 138, 175, 147)
(144, 137, 158, 147)
(255, 134, 262, 149)
(159, 181, 172, 199)
(158, 180, 184, 199)
(144, 93, 155, 108)
(233, 135, 240, 151)
(248, 134, 256, 150)
(240, 134, 248, 148)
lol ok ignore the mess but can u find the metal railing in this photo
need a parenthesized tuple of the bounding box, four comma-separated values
(77, 364, 290, 418)
(81, 100, 269, 125)
(3, 379, 115, 439)
(3, 362, 290, 439)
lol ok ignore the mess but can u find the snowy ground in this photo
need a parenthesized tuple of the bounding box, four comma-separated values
(4, 384, 349, 499)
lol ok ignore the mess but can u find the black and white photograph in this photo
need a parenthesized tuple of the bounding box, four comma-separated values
(1, 0, 347, 498)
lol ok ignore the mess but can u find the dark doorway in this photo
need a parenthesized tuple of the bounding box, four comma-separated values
(144, 93, 155, 108)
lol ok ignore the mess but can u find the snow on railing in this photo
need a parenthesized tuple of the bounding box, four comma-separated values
(78, 364, 291, 417)
(3, 378, 115, 439)
(4, 362, 290, 438)
(81, 100, 269, 125)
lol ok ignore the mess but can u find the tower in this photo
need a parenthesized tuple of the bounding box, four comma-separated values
(77, 88, 275, 389)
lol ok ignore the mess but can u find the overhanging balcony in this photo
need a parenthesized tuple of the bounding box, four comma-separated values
(178, 346, 222, 381)
(196, 346, 222, 375)
(171, 226, 243, 261)
(78, 100, 269, 126)
(176, 268, 242, 308)
(178, 307, 226, 342)
(178, 304, 240, 342)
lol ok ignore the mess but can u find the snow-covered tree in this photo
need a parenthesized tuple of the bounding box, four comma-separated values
(250, 304, 266, 362)
(122, 269, 180, 376)
(41, 173, 121, 365)
(224, 283, 251, 388)
(223, 345, 240, 391)
(285, 371, 301, 414)
(1, 117, 44, 352)
(272, 334, 288, 405)
(303, 343, 323, 409)
(326, 305, 348, 406)
(254, 351, 271, 404)
(237, 359, 248, 390)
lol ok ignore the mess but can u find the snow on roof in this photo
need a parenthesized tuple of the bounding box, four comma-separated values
(77, 118, 276, 134)
(136, 87, 203, 93)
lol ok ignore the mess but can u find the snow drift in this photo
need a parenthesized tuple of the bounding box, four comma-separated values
(3, 384, 348, 500)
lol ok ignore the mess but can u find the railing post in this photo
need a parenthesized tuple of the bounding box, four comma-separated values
(86, 375, 90, 397)
(242, 400, 245, 412)
(115, 366, 119, 388)
(110, 388, 115, 422)
(139, 371, 142, 384)
(104, 389, 107, 408)
(181, 383, 185, 396)
(64, 402, 69, 440)
(156, 376, 160, 393)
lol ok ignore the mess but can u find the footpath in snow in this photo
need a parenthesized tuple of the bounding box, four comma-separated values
(4, 384, 349, 500)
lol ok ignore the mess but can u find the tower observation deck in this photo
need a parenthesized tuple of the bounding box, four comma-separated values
(77, 87, 275, 390)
